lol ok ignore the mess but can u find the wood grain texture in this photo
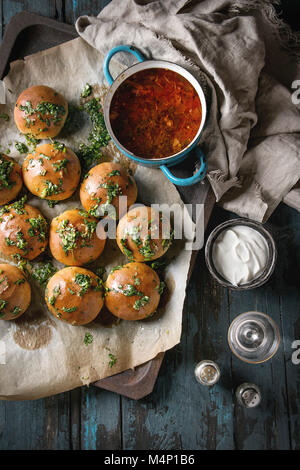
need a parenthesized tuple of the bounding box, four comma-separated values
(0, 0, 300, 451)
(2, 0, 58, 26)
(64, 0, 112, 24)
(0, 393, 71, 450)
(80, 387, 122, 450)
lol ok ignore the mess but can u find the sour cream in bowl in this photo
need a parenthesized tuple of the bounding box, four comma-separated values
(205, 219, 277, 290)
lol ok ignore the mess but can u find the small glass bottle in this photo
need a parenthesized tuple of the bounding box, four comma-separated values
(194, 360, 220, 386)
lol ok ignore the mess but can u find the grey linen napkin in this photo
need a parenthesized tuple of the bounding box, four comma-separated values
(76, 0, 300, 222)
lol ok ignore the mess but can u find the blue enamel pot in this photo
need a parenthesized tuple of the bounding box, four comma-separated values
(103, 45, 207, 186)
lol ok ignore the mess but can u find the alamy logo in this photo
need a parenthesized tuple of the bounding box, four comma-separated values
(291, 80, 300, 105)
(94, 202, 204, 251)
(292, 340, 300, 365)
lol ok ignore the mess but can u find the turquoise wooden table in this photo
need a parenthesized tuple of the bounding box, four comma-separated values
(0, 0, 299, 451)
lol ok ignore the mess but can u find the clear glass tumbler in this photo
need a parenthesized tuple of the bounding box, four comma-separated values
(228, 311, 280, 363)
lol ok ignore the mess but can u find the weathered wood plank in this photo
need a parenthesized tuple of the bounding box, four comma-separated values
(64, 0, 111, 25)
(271, 203, 300, 450)
(229, 287, 291, 450)
(0, 392, 71, 449)
(2, 0, 57, 27)
(70, 388, 81, 450)
(55, 0, 65, 22)
(80, 387, 122, 450)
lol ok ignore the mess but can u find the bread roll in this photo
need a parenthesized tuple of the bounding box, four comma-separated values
(0, 199, 48, 260)
(50, 209, 106, 266)
(22, 143, 81, 201)
(80, 162, 137, 219)
(117, 205, 172, 261)
(105, 262, 162, 320)
(14, 85, 68, 138)
(0, 154, 22, 205)
(0, 263, 31, 320)
(45, 266, 104, 325)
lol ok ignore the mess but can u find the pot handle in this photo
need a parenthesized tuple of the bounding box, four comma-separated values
(103, 45, 146, 86)
(160, 147, 207, 186)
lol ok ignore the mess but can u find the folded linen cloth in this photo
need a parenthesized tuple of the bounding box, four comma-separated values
(76, 0, 300, 222)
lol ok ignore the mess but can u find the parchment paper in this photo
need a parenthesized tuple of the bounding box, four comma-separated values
(0, 37, 194, 400)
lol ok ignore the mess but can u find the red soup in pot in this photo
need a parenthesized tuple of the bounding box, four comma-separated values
(109, 68, 202, 159)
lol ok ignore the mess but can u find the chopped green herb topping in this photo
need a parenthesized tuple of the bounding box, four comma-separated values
(51, 140, 66, 152)
(98, 181, 122, 204)
(120, 239, 133, 260)
(78, 97, 110, 171)
(47, 200, 59, 208)
(41, 179, 63, 198)
(108, 170, 121, 177)
(0, 206, 9, 218)
(19, 101, 35, 115)
(81, 83, 92, 98)
(16, 231, 28, 252)
(156, 281, 165, 295)
(53, 158, 68, 173)
(19, 100, 66, 128)
(28, 215, 48, 241)
(39, 153, 51, 160)
(0, 113, 9, 121)
(138, 235, 156, 260)
(5, 230, 28, 254)
(24, 134, 40, 150)
(110, 265, 123, 274)
(56, 219, 79, 254)
(88, 197, 104, 217)
(36, 102, 66, 124)
(125, 225, 141, 243)
(0, 154, 15, 190)
(11, 195, 27, 214)
(0, 299, 7, 310)
(56, 216, 96, 254)
(14, 278, 25, 286)
(32, 261, 57, 287)
(11, 306, 21, 316)
(133, 296, 150, 311)
(74, 273, 92, 296)
(116, 282, 150, 311)
(108, 353, 117, 368)
(12, 254, 32, 275)
(15, 142, 28, 154)
(84, 332, 93, 346)
(49, 285, 61, 306)
(162, 230, 174, 249)
(62, 306, 77, 313)
(121, 284, 141, 297)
